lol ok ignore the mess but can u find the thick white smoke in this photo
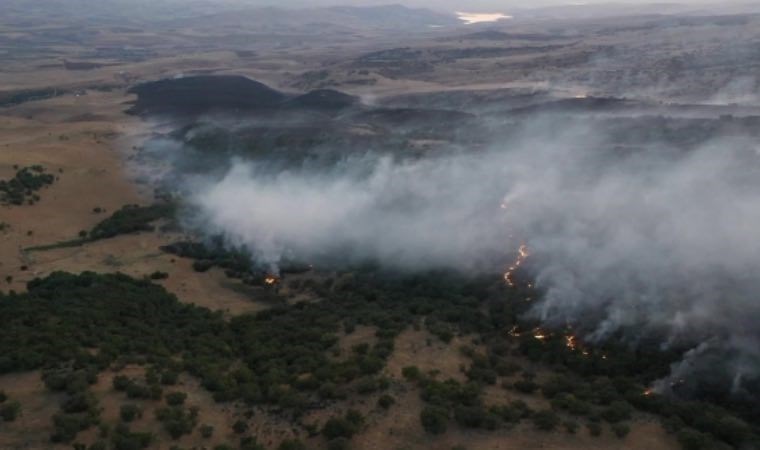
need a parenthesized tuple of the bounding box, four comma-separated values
(190, 119, 760, 391)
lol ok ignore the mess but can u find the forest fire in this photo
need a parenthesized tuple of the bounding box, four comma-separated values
(504, 244, 530, 287)
(264, 275, 279, 285)
(565, 335, 577, 350)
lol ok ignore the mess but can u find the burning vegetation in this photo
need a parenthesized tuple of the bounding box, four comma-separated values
(504, 244, 530, 288)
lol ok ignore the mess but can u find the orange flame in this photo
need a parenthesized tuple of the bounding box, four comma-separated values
(504, 244, 530, 287)
(264, 275, 279, 285)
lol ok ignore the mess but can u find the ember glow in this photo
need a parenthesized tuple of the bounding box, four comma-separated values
(264, 275, 279, 285)
(504, 244, 530, 287)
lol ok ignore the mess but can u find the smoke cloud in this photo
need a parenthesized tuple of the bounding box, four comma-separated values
(185, 114, 760, 394)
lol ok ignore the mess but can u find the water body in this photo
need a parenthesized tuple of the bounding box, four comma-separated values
(456, 12, 512, 25)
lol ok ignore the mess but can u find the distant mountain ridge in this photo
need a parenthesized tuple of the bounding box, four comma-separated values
(153, 3, 459, 31)
(127, 75, 359, 116)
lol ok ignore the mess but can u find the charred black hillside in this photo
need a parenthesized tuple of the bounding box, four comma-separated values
(127, 75, 364, 117)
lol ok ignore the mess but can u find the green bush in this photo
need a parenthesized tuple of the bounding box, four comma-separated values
(278, 439, 307, 450)
(233, 419, 249, 434)
(165, 391, 187, 406)
(563, 420, 579, 434)
(0, 166, 55, 206)
(111, 424, 152, 450)
(532, 410, 560, 431)
(113, 376, 131, 391)
(323, 417, 358, 439)
(587, 422, 602, 437)
(0, 400, 21, 421)
(120, 404, 141, 422)
(200, 424, 214, 438)
(377, 394, 395, 409)
(677, 428, 712, 450)
(402, 366, 422, 381)
(421, 405, 448, 435)
(513, 379, 539, 394)
(326, 437, 350, 450)
(612, 423, 630, 438)
(602, 401, 632, 423)
(160, 371, 179, 385)
(155, 406, 197, 439)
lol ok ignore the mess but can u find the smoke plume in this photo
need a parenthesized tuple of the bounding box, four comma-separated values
(186, 115, 760, 394)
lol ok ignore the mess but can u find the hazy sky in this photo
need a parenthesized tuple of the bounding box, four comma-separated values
(246, 0, 724, 12)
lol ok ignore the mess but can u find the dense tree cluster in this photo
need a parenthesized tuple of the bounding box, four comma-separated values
(0, 165, 55, 205)
(27, 203, 176, 252)
(161, 238, 309, 284)
(87, 203, 175, 240)
(0, 269, 757, 449)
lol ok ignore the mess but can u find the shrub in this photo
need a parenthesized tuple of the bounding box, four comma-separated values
(120, 404, 141, 422)
(156, 406, 197, 439)
(51, 413, 90, 443)
(326, 438, 350, 450)
(200, 424, 214, 438)
(612, 423, 630, 438)
(602, 401, 632, 423)
(377, 394, 395, 409)
(278, 439, 307, 450)
(402, 366, 422, 381)
(193, 260, 214, 272)
(323, 417, 358, 440)
(587, 422, 602, 437)
(126, 383, 151, 399)
(240, 436, 266, 450)
(454, 405, 488, 428)
(113, 375, 131, 391)
(513, 379, 539, 394)
(165, 392, 187, 406)
(233, 419, 249, 434)
(532, 410, 560, 431)
(160, 371, 179, 385)
(89, 441, 107, 450)
(676, 428, 712, 450)
(111, 424, 152, 450)
(0, 400, 21, 421)
(62, 392, 96, 414)
(420, 406, 448, 435)
(563, 420, 579, 434)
